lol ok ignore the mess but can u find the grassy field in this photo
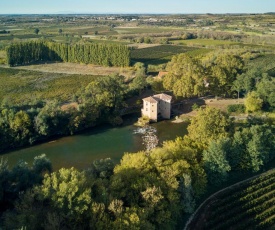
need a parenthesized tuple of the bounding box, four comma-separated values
(4, 62, 133, 77)
(86, 38, 130, 45)
(115, 26, 184, 34)
(0, 50, 6, 64)
(187, 169, 275, 230)
(0, 67, 99, 105)
(172, 38, 240, 47)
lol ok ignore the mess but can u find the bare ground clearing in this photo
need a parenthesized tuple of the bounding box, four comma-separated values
(128, 43, 161, 49)
(1, 62, 134, 77)
(172, 97, 246, 122)
(0, 50, 6, 59)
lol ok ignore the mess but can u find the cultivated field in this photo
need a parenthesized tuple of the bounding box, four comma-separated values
(172, 38, 239, 47)
(186, 169, 275, 230)
(130, 44, 198, 65)
(0, 67, 100, 104)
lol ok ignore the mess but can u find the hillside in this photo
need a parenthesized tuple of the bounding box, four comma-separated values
(186, 169, 275, 230)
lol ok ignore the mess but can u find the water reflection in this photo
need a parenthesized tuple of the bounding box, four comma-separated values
(2, 120, 188, 170)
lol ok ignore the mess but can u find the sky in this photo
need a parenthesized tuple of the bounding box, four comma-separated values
(0, 0, 275, 14)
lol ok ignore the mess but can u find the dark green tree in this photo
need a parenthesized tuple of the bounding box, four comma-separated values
(203, 138, 231, 185)
(34, 28, 40, 35)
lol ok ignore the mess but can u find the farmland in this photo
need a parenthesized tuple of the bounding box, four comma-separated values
(130, 44, 198, 65)
(0, 67, 99, 104)
(0, 13, 275, 230)
(186, 169, 275, 230)
(171, 38, 239, 47)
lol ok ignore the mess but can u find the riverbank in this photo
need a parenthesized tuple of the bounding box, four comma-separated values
(2, 116, 188, 170)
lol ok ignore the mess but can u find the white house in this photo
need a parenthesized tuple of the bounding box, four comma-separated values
(141, 93, 172, 122)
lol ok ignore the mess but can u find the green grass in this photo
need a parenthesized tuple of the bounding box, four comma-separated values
(0, 67, 98, 105)
(115, 27, 184, 34)
(87, 39, 130, 45)
(185, 48, 213, 57)
(66, 26, 119, 36)
(0, 50, 6, 64)
(172, 38, 239, 47)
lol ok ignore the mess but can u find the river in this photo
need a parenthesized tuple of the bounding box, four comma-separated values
(2, 117, 188, 170)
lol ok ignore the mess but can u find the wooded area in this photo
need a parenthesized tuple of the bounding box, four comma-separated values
(6, 41, 130, 67)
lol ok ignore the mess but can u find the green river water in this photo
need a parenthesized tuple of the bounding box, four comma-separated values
(2, 117, 188, 170)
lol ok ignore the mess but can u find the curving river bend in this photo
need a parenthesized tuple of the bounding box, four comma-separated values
(2, 117, 188, 170)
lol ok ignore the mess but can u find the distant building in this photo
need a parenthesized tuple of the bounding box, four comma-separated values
(157, 71, 168, 79)
(61, 102, 79, 111)
(141, 93, 172, 122)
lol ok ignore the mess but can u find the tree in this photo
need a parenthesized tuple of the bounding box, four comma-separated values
(32, 154, 52, 176)
(230, 125, 275, 172)
(85, 74, 126, 114)
(256, 75, 275, 108)
(129, 75, 147, 95)
(6, 41, 130, 67)
(110, 136, 206, 228)
(180, 174, 196, 213)
(206, 53, 244, 97)
(34, 28, 40, 35)
(134, 62, 146, 77)
(9, 160, 34, 195)
(163, 54, 205, 98)
(58, 28, 63, 34)
(36, 167, 92, 224)
(187, 107, 231, 150)
(238, 67, 262, 93)
(87, 158, 115, 179)
(10, 110, 32, 143)
(203, 138, 231, 185)
(232, 75, 244, 99)
(244, 91, 263, 113)
(3, 189, 45, 230)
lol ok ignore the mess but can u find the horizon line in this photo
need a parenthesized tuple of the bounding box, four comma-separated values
(0, 12, 274, 15)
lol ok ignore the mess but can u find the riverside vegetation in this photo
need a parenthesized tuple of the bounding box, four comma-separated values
(0, 13, 275, 229)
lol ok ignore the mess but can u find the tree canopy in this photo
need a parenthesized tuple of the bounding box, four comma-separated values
(6, 41, 130, 67)
(186, 106, 231, 150)
(163, 52, 244, 98)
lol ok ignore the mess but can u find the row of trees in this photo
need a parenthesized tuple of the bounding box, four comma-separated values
(162, 51, 275, 111)
(0, 74, 127, 153)
(6, 41, 130, 67)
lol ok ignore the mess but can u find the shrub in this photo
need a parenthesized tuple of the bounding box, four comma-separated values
(192, 103, 200, 111)
(227, 104, 245, 114)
